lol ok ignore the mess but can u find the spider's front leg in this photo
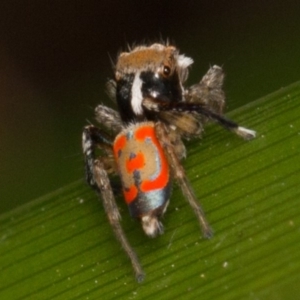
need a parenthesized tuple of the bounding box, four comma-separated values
(143, 98, 256, 140)
(186, 65, 225, 114)
(186, 65, 256, 139)
(82, 125, 145, 282)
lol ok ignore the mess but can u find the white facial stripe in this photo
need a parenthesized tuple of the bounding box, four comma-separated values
(131, 73, 144, 115)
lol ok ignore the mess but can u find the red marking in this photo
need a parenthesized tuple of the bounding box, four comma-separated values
(126, 152, 145, 173)
(123, 185, 138, 204)
(135, 125, 169, 193)
(114, 134, 126, 155)
(135, 125, 154, 141)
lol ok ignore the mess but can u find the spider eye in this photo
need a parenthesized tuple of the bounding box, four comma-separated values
(162, 65, 171, 77)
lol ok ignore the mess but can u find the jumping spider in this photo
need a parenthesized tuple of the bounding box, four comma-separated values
(82, 43, 255, 282)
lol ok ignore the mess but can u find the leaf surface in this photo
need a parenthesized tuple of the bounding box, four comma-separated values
(1, 82, 300, 299)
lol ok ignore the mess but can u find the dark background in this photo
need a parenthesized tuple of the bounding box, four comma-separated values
(1, 1, 300, 212)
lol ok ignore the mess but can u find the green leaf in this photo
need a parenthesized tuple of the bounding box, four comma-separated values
(1, 81, 300, 299)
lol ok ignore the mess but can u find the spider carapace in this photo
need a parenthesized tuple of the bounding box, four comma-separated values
(82, 43, 256, 282)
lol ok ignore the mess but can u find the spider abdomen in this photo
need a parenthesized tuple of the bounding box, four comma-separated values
(113, 122, 171, 236)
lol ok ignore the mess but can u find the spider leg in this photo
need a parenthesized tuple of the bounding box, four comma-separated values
(82, 125, 145, 282)
(185, 104, 256, 139)
(94, 104, 123, 133)
(155, 122, 213, 239)
(143, 98, 256, 140)
(186, 65, 225, 114)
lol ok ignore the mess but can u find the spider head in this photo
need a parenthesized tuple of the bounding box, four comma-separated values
(114, 44, 193, 123)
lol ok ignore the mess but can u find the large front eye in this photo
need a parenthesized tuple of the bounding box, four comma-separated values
(162, 65, 171, 77)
